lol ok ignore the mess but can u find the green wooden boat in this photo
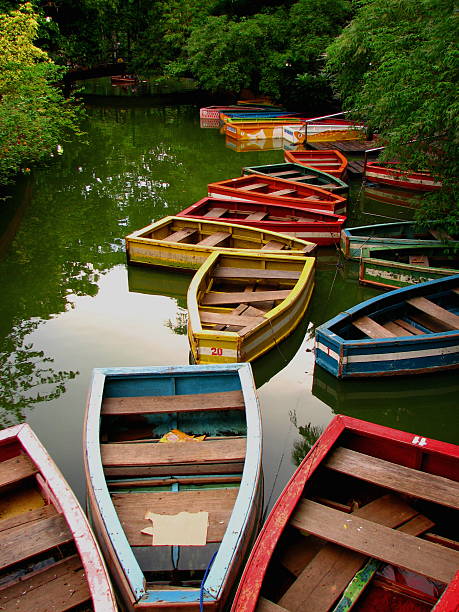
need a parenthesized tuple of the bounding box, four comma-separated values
(241, 162, 348, 196)
(359, 244, 459, 290)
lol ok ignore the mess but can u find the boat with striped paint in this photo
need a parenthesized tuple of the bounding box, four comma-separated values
(207, 175, 346, 215)
(231, 414, 459, 611)
(242, 162, 348, 195)
(359, 244, 459, 290)
(125, 216, 315, 270)
(84, 363, 262, 611)
(187, 250, 315, 364)
(315, 274, 459, 378)
(341, 221, 459, 260)
(176, 197, 346, 246)
(364, 161, 442, 191)
(199, 105, 267, 119)
(0, 423, 116, 611)
(283, 149, 348, 179)
(225, 121, 305, 142)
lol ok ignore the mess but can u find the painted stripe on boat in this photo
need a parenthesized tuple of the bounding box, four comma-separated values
(365, 170, 441, 187)
(315, 340, 339, 362)
(344, 343, 459, 364)
(199, 346, 239, 358)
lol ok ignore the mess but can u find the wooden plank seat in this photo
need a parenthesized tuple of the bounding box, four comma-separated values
(104, 462, 245, 478)
(383, 321, 414, 336)
(268, 170, 303, 178)
(288, 175, 317, 181)
(325, 446, 459, 508)
(202, 289, 291, 306)
(200, 311, 264, 328)
(269, 189, 297, 197)
(213, 267, 301, 281)
(101, 437, 247, 468)
(108, 474, 242, 489)
(239, 183, 268, 191)
(0, 454, 37, 489)
(102, 389, 245, 416)
(317, 183, 339, 189)
(304, 162, 341, 166)
(0, 555, 90, 612)
(257, 598, 288, 611)
(279, 494, 434, 612)
(163, 228, 198, 243)
(0, 514, 73, 571)
(409, 255, 430, 266)
(392, 318, 426, 335)
(289, 499, 459, 584)
(0, 504, 56, 534)
(196, 232, 231, 247)
(245, 211, 268, 221)
(408, 312, 449, 333)
(352, 316, 396, 338)
(303, 196, 325, 201)
(262, 240, 287, 250)
(406, 297, 459, 330)
(203, 207, 227, 218)
(112, 487, 239, 545)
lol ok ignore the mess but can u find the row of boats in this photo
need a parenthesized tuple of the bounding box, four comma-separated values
(2, 364, 458, 611)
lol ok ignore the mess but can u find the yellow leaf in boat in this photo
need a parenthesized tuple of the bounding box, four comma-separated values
(159, 429, 206, 443)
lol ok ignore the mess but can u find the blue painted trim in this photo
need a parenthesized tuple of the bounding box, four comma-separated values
(139, 590, 215, 603)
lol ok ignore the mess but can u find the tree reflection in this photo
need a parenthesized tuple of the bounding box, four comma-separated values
(0, 320, 78, 428)
(290, 410, 324, 466)
(165, 308, 188, 335)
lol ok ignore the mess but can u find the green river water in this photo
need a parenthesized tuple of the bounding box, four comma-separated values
(0, 82, 457, 510)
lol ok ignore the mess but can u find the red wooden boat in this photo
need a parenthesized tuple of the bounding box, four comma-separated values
(0, 423, 117, 611)
(207, 175, 346, 215)
(364, 161, 442, 191)
(284, 149, 348, 179)
(231, 415, 459, 612)
(176, 197, 346, 246)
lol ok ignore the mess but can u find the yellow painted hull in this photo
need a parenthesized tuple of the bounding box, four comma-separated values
(225, 123, 303, 142)
(307, 128, 365, 142)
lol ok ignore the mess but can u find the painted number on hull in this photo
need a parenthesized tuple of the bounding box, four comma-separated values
(412, 436, 427, 447)
(211, 347, 223, 356)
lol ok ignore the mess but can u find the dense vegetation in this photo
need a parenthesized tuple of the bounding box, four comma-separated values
(0, 0, 457, 228)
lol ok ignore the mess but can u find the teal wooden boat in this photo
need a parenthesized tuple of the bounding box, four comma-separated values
(359, 244, 459, 290)
(341, 221, 459, 260)
(242, 162, 348, 196)
(83, 363, 263, 611)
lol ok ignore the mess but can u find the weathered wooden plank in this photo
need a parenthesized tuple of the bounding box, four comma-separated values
(325, 446, 459, 508)
(269, 189, 297, 196)
(268, 170, 304, 177)
(202, 290, 290, 306)
(0, 555, 90, 612)
(290, 499, 459, 583)
(0, 514, 73, 570)
(383, 321, 413, 336)
(423, 533, 459, 551)
(203, 208, 227, 218)
(245, 211, 268, 221)
(200, 310, 263, 328)
(102, 438, 246, 467)
(409, 255, 430, 267)
(102, 389, 244, 416)
(104, 462, 245, 478)
(163, 228, 198, 243)
(213, 267, 301, 280)
(407, 296, 459, 330)
(262, 240, 287, 250)
(112, 488, 239, 544)
(108, 475, 242, 489)
(239, 183, 268, 191)
(352, 316, 396, 338)
(0, 454, 37, 488)
(0, 504, 56, 534)
(393, 318, 425, 335)
(256, 597, 289, 612)
(196, 232, 231, 247)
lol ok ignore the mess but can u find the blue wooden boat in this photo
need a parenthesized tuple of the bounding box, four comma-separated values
(315, 274, 459, 378)
(83, 363, 263, 611)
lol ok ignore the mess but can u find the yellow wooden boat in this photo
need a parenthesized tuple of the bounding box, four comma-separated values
(187, 250, 315, 364)
(125, 216, 315, 270)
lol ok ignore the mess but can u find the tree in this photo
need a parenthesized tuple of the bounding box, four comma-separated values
(0, 3, 83, 185)
(325, 0, 458, 230)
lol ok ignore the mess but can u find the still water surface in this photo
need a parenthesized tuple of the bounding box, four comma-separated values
(0, 87, 457, 513)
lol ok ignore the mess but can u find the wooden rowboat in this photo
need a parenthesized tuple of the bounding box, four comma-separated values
(225, 121, 305, 141)
(341, 221, 459, 260)
(84, 363, 263, 611)
(187, 250, 315, 364)
(242, 162, 348, 195)
(125, 216, 315, 270)
(207, 175, 346, 215)
(284, 149, 348, 179)
(364, 161, 442, 191)
(199, 105, 266, 119)
(0, 423, 116, 611)
(315, 274, 459, 378)
(231, 414, 459, 611)
(176, 197, 346, 246)
(359, 244, 459, 290)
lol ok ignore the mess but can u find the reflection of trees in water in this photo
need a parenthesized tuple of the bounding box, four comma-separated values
(165, 308, 188, 335)
(0, 320, 78, 428)
(290, 411, 324, 466)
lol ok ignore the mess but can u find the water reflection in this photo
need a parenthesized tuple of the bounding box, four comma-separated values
(289, 410, 324, 466)
(360, 185, 425, 222)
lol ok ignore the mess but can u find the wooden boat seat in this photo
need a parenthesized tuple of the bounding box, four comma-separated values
(112, 487, 239, 545)
(406, 297, 459, 330)
(0, 514, 73, 571)
(281, 494, 434, 611)
(102, 389, 245, 416)
(245, 211, 268, 221)
(325, 446, 459, 508)
(305, 162, 340, 166)
(202, 289, 291, 306)
(203, 207, 227, 218)
(290, 175, 317, 181)
(392, 318, 425, 335)
(0, 504, 56, 535)
(239, 183, 268, 191)
(196, 232, 231, 247)
(200, 310, 264, 328)
(352, 316, 396, 338)
(269, 189, 297, 196)
(0, 454, 37, 488)
(256, 597, 288, 611)
(409, 254, 429, 266)
(262, 240, 287, 250)
(163, 228, 198, 243)
(269, 170, 302, 177)
(299, 157, 336, 162)
(289, 498, 458, 584)
(317, 183, 338, 189)
(213, 267, 301, 280)
(303, 196, 322, 201)
(0, 555, 91, 611)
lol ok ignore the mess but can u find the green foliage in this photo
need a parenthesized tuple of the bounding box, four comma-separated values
(0, 3, 83, 185)
(326, 0, 458, 225)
